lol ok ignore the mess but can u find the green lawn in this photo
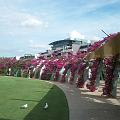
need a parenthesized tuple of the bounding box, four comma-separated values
(0, 76, 69, 120)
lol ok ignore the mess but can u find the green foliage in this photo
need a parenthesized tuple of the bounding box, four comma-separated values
(14, 69, 21, 77)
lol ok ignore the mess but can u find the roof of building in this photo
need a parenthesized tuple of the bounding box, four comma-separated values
(49, 37, 90, 46)
(49, 40, 74, 45)
(49, 38, 82, 45)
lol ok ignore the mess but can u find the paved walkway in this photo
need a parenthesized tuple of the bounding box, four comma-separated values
(53, 82, 120, 120)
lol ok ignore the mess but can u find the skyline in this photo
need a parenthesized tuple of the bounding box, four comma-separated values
(0, 0, 120, 57)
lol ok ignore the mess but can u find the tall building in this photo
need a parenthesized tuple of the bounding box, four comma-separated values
(49, 38, 89, 53)
(20, 54, 35, 60)
(35, 38, 90, 59)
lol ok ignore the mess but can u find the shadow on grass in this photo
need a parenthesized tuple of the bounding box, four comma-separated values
(22, 85, 69, 120)
(0, 118, 10, 120)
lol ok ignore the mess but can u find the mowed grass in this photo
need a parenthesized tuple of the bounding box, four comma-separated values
(0, 76, 69, 120)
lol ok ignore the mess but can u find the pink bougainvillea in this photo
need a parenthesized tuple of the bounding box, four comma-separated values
(86, 59, 100, 92)
(102, 57, 115, 96)
(76, 61, 86, 88)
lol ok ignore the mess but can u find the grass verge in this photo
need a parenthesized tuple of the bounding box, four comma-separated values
(0, 76, 69, 120)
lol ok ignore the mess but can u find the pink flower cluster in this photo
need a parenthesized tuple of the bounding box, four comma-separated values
(76, 61, 86, 88)
(87, 32, 119, 53)
(86, 59, 100, 92)
(102, 57, 115, 96)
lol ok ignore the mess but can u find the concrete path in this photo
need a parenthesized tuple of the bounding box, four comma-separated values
(53, 82, 120, 120)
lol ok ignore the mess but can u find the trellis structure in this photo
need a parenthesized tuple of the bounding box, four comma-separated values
(85, 32, 120, 97)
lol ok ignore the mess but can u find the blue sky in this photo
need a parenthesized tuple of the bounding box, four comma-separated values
(0, 0, 120, 57)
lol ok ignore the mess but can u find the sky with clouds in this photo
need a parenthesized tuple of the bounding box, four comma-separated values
(0, 0, 120, 57)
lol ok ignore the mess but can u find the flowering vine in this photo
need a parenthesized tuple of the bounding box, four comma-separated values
(102, 56, 116, 96)
(86, 59, 100, 92)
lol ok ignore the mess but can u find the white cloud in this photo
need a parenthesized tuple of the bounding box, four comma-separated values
(0, 6, 48, 29)
(29, 40, 49, 49)
(30, 44, 48, 49)
(92, 36, 100, 41)
(89, 36, 101, 44)
(69, 30, 85, 40)
(21, 15, 43, 28)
